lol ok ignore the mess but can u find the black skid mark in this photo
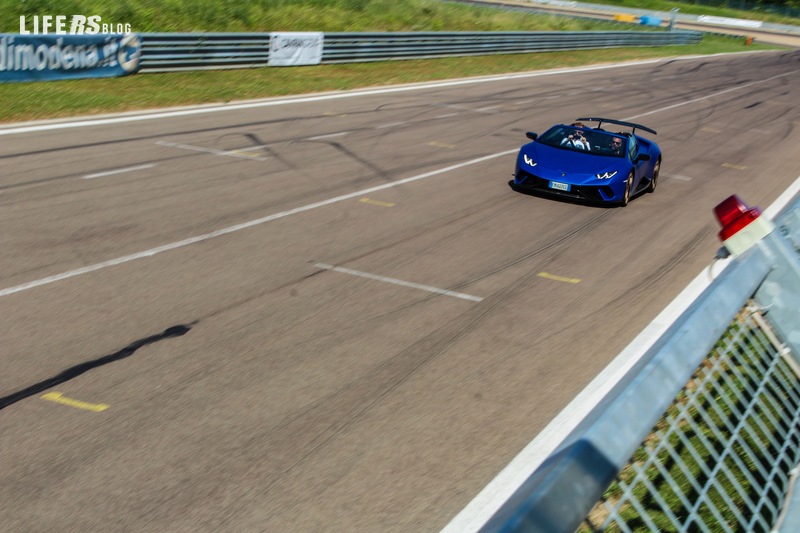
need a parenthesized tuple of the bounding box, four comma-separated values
(325, 141, 392, 182)
(0, 324, 193, 410)
(241, 132, 297, 171)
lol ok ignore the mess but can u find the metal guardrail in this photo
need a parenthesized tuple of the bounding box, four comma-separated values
(321, 30, 701, 62)
(479, 191, 800, 532)
(139, 33, 271, 70)
(138, 30, 702, 72)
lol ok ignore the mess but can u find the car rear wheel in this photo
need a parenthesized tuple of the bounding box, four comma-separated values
(646, 157, 661, 193)
(620, 172, 633, 206)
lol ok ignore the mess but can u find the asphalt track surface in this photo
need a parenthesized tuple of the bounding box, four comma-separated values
(2, 50, 799, 532)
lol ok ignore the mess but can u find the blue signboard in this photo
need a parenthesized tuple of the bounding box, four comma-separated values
(0, 33, 141, 83)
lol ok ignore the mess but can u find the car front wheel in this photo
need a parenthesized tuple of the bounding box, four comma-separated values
(620, 172, 633, 207)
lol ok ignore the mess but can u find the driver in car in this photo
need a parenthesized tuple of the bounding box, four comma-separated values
(610, 136, 625, 155)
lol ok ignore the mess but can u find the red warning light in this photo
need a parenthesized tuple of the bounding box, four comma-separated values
(713, 194, 774, 255)
(714, 195, 763, 241)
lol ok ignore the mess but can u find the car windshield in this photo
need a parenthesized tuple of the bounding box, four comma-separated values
(537, 125, 626, 158)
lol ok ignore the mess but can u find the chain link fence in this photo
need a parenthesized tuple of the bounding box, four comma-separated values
(581, 306, 800, 532)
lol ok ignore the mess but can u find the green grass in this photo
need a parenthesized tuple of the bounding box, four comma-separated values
(3, 0, 798, 32)
(0, 0, 679, 33)
(0, 0, 790, 123)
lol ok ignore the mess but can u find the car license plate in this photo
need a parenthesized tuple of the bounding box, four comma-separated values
(549, 181, 570, 192)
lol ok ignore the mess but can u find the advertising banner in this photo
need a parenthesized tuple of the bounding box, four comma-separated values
(0, 33, 141, 83)
(269, 32, 323, 66)
(697, 15, 762, 28)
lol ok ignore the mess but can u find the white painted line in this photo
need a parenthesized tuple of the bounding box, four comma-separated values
(437, 104, 497, 115)
(232, 144, 270, 151)
(441, 176, 800, 533)
(0, 149, 516, 297)
(434, 113, 459, 119)
(82, 164, 155, 179)
(314, 263, 483, 302)
(307, 132, 350, 140)
(156, 140, 268, 161)
(764, 175, 800, 220)
(669, 174, 694, 181)
(375, 122, 408, 129)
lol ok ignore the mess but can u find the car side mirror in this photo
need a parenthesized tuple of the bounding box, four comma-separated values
(636, 153, 651, 162)
(526, 132, 538, 141)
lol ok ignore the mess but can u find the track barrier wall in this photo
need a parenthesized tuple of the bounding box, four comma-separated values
(0, 29, 703, 80)
(477, 188, 800, 532)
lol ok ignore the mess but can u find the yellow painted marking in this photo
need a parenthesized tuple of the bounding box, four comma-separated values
(537, 272, 581, 284)
(228, 150, 260, 158)
(41, 392, 109, 412)
(722, 163, 747, 170)
(323, 111, 347, 117)
(359, 197, 395, 207)
(428, 141, 456, 149)
(700, 127, 722, 133)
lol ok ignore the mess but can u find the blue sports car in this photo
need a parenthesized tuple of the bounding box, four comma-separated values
(512, 117, 662, 206)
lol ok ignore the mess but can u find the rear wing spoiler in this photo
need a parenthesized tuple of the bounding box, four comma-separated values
(576, 117, 657, 136)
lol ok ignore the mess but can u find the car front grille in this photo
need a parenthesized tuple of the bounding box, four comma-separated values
(514, 170, 608, 203)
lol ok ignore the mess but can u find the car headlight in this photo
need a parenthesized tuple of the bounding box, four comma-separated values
(523, 154, 537, 167)
(595, 171, 617, 180)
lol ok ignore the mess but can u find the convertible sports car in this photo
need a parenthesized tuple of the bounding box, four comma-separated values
(511, 117, 662, 206)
